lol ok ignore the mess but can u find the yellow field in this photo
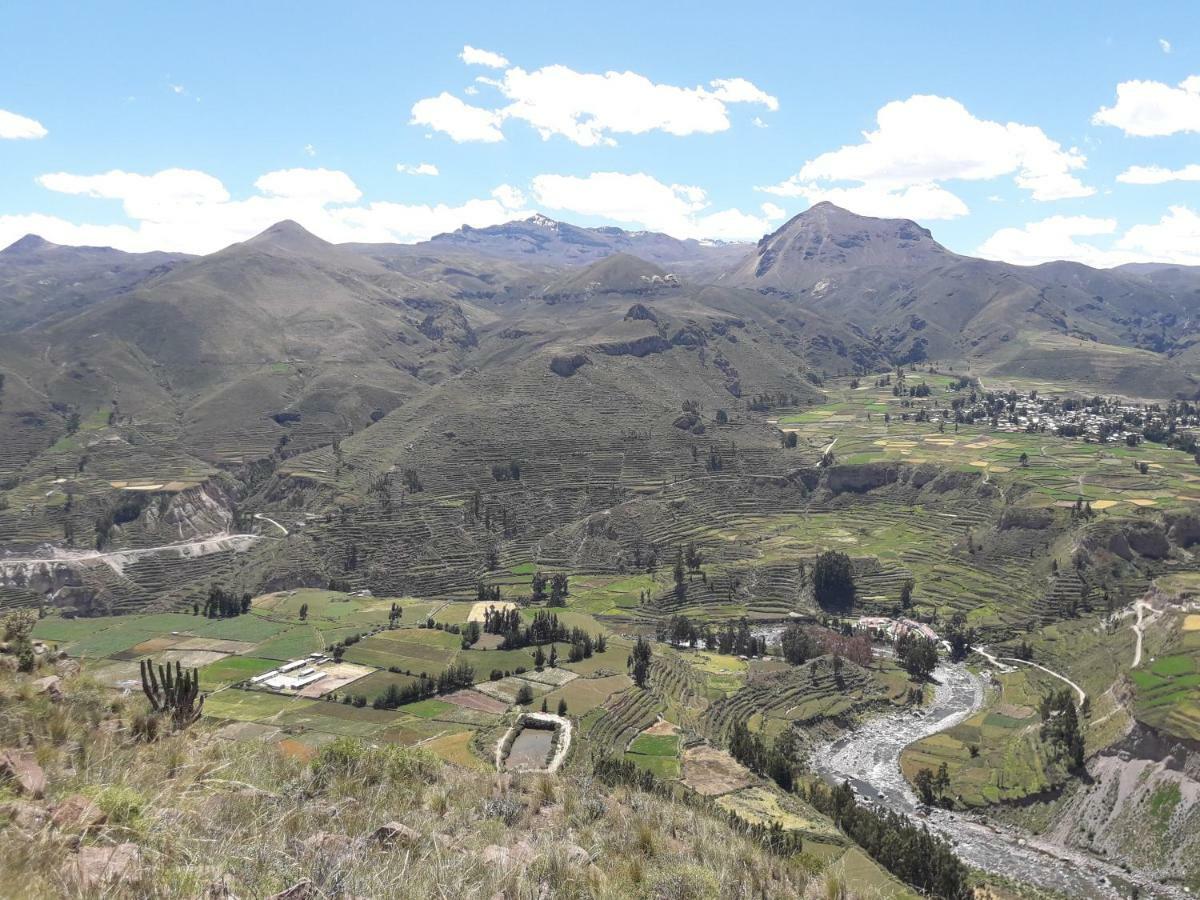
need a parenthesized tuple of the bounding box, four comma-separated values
(467, 601, 516, 622)
(1183, 615, 1200, 632)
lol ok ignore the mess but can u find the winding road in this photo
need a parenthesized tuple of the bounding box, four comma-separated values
(812, 662, 1186, 898)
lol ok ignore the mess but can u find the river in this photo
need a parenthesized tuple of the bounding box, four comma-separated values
(811, 662, 1186, 899)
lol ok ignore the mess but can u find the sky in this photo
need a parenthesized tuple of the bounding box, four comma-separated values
(1, 1, 1199, 266)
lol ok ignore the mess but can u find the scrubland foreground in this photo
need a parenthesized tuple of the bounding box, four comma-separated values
(0, 658, 884, 900)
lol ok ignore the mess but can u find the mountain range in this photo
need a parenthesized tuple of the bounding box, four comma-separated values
(1, 202, 1198, 480)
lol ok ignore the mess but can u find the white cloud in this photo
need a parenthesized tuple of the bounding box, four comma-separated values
(1118, 205, 1200, 264)
(410, 92, 504, 142)
(460, 45, 509, 68)
(170, 84, 186, 95)
(761, 95, 1092, 218)
(254, 168, 362, 203)
(490, 184, 525, 208)
(396, 162, 440, 176)
(530, 171, 782, 240)
(412, 55, 776, 146)
(752, 116, 767, 128)
(977, 206, 1200, 267)
(1093, 75, 1200, 136)
(303, 144, 316, 157)
(1116, 163, 1200, 184)
(0, 108, 47, 139)
(770, 182, 969, 221)
(709, 78, 779, 112)
(6, 166, 531, 254)
(977, 215, 1123, 267)
(1160, 38, 1173, 54)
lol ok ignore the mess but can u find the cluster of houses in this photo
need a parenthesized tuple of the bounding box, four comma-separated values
(857, 616, 939, 642)
(250, 653, 328, 692)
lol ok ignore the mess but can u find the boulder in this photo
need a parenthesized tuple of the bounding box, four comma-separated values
(0, 799, 49, 830)
(0, 749, 46, 798)
(69, 842, 142, 890)
(51, 794, 107, 832)
(371, 821, 420, 846)
(299, 830, 353, 856)
(32, 675, 63, 700)
(481, 841, 536, 869)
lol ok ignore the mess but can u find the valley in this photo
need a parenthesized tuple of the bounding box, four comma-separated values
(3, 206, 1200, 898)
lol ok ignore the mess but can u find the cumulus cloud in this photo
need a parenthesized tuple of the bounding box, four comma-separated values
(760, 95, 1092, 219)
(412, 55, 777, 146)
(460, 45, 509, 68)
(5, 166, 529, 254)
(410, 92, 504, 142)
(1093, 75, 1200, 136)
(396, 162, 440, 176)
(1116, 163, 1200, 184)
(977, 206, 1200, 267)
(1160, 38, 1173, 54)
(773, 182, 969, 221)
(977, 215, 1122, 267)
(0, 108, 48, 139)
(254, 168, 363, 203)
(1118, 205, 1200, 263)
(530, 171, 783, 240)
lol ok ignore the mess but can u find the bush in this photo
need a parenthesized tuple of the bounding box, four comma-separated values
(311, 737, 440, 788)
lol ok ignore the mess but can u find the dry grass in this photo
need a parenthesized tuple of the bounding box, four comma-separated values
(0, 660, 816, 899)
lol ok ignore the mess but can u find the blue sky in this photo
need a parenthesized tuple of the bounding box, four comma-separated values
(2, 1, 1199, 265)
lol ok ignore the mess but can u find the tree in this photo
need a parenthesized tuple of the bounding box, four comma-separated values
(298, 602, 309, 621)
(944, 612, 974, 663)
(557, 698, 568, 716)
(813, 550, 855, 611)
(628, 636, 652, 688)
(896, 633, 938, 681)
(515, 684, 534, 705)
(899, 578, 914, 609)
(549, 573, 569, 606)
(531, 571, 548, 603)
(913, 767, 937, 805)
(780, 623, 819, 665)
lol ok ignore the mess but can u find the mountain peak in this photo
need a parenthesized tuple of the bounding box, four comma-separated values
(241, 219, 331, 253)
(730, 202, 952, 288)
(1, 234, 55, 257)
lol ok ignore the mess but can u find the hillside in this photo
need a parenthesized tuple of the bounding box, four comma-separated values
(0, 236, 191, 331)
(728, 204, 1200, 396)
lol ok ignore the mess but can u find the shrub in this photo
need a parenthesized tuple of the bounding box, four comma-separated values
(311, 737, 440, 788)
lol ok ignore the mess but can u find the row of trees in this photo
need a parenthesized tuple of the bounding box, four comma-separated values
(196, 587, 252, 619)
(728, 721, 803, 792)
(805, 780, 972, 898)
(358, 660, 476, 709)
(656, 615, 767, 658)
(479, 607, 606, 659)
(780, 622, 874, 668)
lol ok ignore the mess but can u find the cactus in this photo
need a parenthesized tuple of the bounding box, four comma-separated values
(139, 659, 205, 730)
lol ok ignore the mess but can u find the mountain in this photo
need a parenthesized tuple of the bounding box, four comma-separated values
(423, 214, 750, 276)
(0, 234, 191, 331)
(727, 203, 1200, 396)
(0, 221, 486, 471)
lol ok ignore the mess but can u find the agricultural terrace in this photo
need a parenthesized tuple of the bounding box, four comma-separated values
(777, 373, 1200, 515)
